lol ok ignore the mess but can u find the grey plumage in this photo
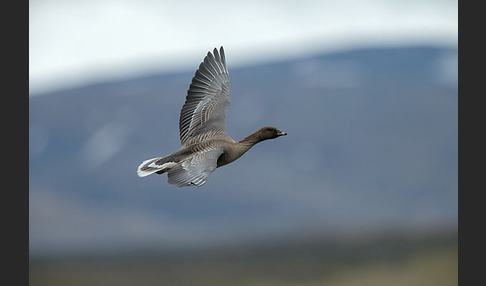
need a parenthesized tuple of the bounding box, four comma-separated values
(137, 47, 286, 187)
(179, 47, 230, 147)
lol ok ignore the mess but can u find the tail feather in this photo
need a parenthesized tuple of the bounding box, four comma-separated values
(137, 157, 178, 177)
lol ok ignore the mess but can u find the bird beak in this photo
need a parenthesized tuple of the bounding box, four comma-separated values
(276, 130, 287, 136)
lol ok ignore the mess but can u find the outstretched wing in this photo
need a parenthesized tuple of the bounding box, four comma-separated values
(179, 47, 231, 147)
(167, 149, 224, 187)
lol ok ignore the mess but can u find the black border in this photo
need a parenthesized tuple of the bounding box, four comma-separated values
(458, 1, 475, 285)
(7, 0, 29, 284)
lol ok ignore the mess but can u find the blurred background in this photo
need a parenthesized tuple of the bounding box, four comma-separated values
(30, 0, 458, 285)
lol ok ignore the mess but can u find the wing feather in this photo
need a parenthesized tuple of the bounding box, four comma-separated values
(179, 47, 230, 147)
(167, 149, 224, 187)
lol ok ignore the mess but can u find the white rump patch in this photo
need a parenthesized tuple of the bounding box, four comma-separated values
(149, 161, 177, 169)
(137, 157, 178, 177)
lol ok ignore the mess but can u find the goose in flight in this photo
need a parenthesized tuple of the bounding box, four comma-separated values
(137, 47, 286, 187)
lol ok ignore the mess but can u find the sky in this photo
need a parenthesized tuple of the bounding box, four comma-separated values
(29, 0, 457, 95)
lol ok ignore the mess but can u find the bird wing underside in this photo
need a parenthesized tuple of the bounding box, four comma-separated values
(167, 149, 224, 187)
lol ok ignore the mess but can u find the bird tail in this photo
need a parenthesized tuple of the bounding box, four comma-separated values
(137, 157, 178, 177)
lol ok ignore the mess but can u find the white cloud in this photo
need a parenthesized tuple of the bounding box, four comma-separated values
(30, 0, 457, 95)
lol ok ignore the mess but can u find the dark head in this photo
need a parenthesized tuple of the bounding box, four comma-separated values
(258, 126, 287, 140)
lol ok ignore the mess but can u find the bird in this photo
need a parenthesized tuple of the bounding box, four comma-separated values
(137, 46, 286, 187)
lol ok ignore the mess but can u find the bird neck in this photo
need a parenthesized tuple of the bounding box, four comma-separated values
(217, 134, 261, 167)
(238, 131, 264, 147)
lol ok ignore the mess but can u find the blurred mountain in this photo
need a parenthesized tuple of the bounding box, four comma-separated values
(29, 45, 458, 257)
